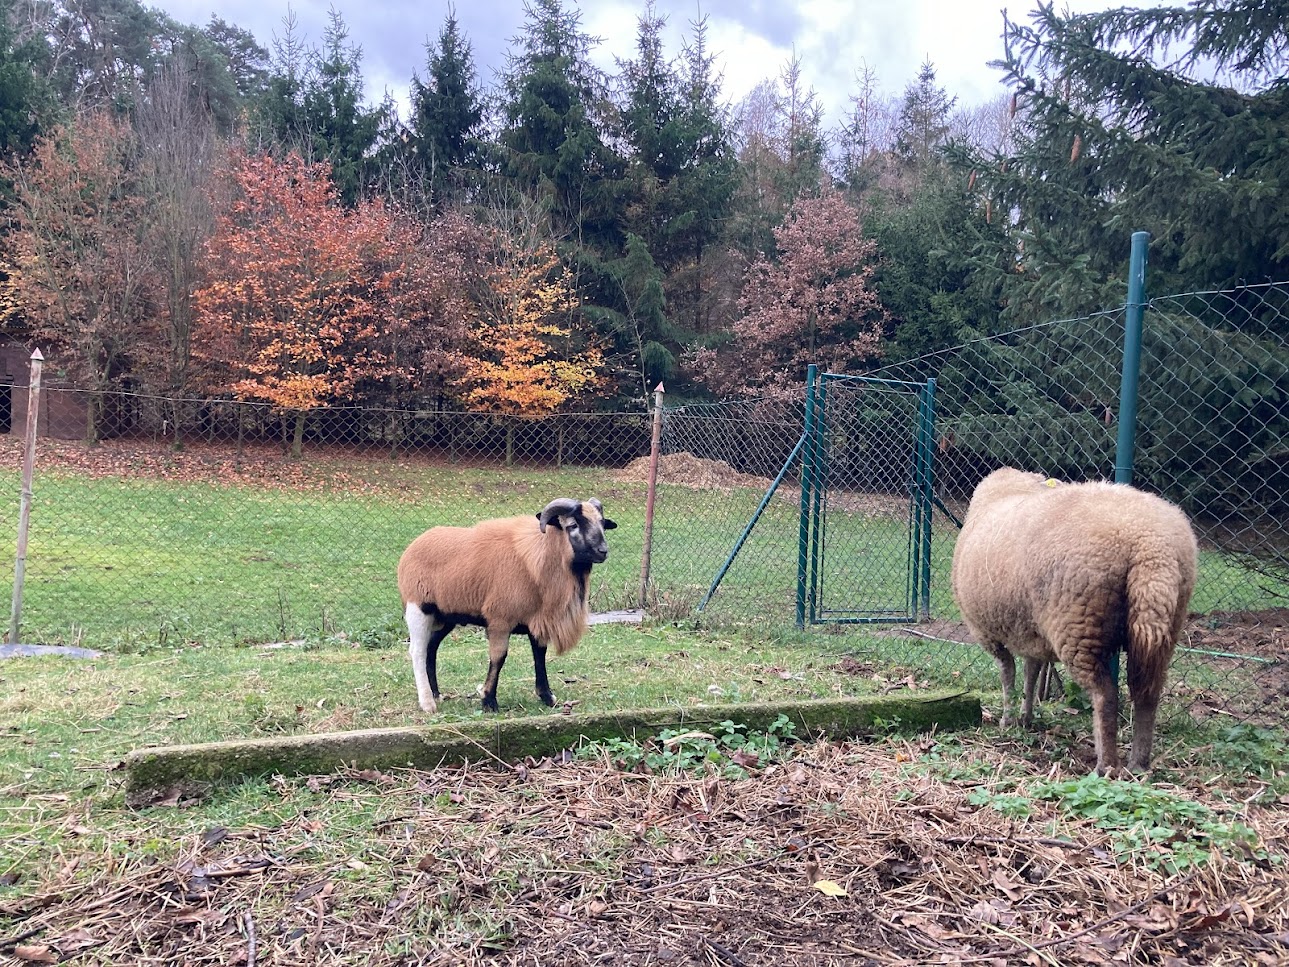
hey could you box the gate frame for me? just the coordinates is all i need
[690,365,937,625]
[795,366,937,627]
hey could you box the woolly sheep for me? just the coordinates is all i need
[397,497,617,713]
[951,468,1198,775]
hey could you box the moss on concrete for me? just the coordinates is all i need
[122,690,981,798]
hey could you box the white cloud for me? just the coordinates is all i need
[149,0,1142,126]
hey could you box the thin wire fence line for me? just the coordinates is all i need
[866,307,1130,379]
[1,280,1285,727]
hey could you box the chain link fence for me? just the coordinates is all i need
[1,281,1285,725]
[0,394,652,649]
[641,396,805,622]
[654,283,1288,724]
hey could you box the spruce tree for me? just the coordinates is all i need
[951,0,1289,318]
[895,60,957,171]
[408,9,484,208]
[498,0,621,252]
[0,0,52,166]
[249,9,312,154]
[608,6,736,390]
[663,14,736,334]
[496,0,625,397]
[609,2,681,393]
[301,9,385,206]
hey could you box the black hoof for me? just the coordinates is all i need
[481,697,499,713]
[538,691,555,707]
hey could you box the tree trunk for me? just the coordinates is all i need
[84,391,101,446]
[694,239,705,333]
[389,409,402,460]
[169,396,184,452]
[505,421,515,467]
[291,411,306,460]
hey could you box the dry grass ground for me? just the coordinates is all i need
[2,728,1286,966]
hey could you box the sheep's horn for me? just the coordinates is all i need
[537,498,581,533]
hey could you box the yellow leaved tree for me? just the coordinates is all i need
[456,200,606,464]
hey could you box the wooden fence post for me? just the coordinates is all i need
[10,349,44,645]
[637,382,665,610]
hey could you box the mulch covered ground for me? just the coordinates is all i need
[3,737,1286,966]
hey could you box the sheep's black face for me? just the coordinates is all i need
[537,497,616,566]
[564,509,615,566]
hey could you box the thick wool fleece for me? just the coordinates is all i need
[397,514,588,656]
[951,467,1198,773]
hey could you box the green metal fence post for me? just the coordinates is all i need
[918,378,937,619]
[908,388,925,619]
[806,375,829,624]
[1115,231,1150,484]
[795,365,819,628]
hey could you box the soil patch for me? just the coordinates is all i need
[616,451,775,491]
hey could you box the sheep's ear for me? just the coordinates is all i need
[535,512,568,534]
[587,498,614,529]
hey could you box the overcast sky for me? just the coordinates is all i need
[149,0,1134,123]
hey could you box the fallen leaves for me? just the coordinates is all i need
[990,866,1025,902]
[14,947,57,964]
[0,435,405,500]
[968,897,1016,926]
[811,879,847,898]
[2,739,1285,965]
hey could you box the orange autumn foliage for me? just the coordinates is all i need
[456,233,605,415]
[193,152,441,411]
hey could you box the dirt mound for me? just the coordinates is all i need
[616,451,774,491]
[616,452,918,519]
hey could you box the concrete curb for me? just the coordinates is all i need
[121,690,981,800]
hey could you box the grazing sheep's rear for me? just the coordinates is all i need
[397,497,617,713]
[951,468,1198,775]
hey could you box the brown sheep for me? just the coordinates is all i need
[397,497,616,713]
[951,468,1197,775]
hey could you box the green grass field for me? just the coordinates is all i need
[2,450,1286,965]
[4,464,650,648]
[2,449,1281,650]
[0,451,969,800]
[0,620,900,798]
[1,447,1284,799]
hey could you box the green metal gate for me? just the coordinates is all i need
[796,367,936,625]
[690,366,936,624]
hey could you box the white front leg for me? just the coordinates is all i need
[404,602,438,713]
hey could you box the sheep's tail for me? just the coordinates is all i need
[1124,541,1195,700]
